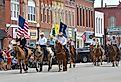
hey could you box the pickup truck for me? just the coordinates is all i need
[76,47,91,63]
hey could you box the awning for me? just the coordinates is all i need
[0,29,7,39]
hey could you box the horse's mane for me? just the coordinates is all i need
[15,46,25,54]
[56,42,64,52]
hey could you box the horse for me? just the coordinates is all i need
[106,45,120,67]
[34,45,54,72]
[90,45,103,66]
[68,44,76,68]
[13,44,32,73]
[55,41,67,72]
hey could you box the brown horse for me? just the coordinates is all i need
[90,45,103,66]
[34,45,53,72]
[13,45,32,73]
[68,44,76,68]
[107,45,120,67]
[55,41,67,72]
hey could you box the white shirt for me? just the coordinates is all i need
[91,41,96,45]
[38,37,47,45]
[111,39,118,45]
[58,36,67,45]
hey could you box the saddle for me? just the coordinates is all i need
[20,47,28,58]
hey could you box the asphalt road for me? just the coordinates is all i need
[0,62,121,82]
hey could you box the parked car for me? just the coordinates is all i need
[76,47,91,63]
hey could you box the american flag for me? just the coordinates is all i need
[17,15,30,38]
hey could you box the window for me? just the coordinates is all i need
[80,8,82,26]
[89,10,90,27]
[65,10,68,24]
[96,17,98,33]
[99,18,100,34]
[83,9,85,26]
[86,10,88,27]
[11,0,19,20]
[109,16,116,27]
[28,0,36,22]
[101,19,102,34]
[72,12,74,26]
[68,11,71,26]
[77,7,79,26]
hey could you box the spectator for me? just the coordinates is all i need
[0,49,4,70]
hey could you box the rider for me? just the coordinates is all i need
[96,39,100,48]
[91,38,96,48]
[37,32,48,58]
[111,36,118,46]
[58,32,69,60]
[111,36,119,52]
[48,35,55,52]
[16,34,28,57]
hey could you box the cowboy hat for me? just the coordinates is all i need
[40,32,44,35]
[58,32,63,35]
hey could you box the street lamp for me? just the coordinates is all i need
[74,28,77,49]
[74,28,77,62]
[36,23,40,41]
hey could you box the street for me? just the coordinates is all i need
[0,62,121,82]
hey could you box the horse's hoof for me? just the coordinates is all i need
[36,69,39,72]
[39,68,42,72]
[63,69,67,71]
[116,64,118,67]
[25,71,28,73]
[20,71,22,74]
[73,64,75,68]
[112,65,115,67]
[48,67,51,71]
[26,68,28,71]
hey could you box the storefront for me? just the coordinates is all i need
[29,29,38,44]
[76,32,84,48]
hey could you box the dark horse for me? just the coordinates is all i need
[68,44,76,68]
[13,45,32,73]
[90,45,103,66]
[106,45,120,67]
[55,41,67,72]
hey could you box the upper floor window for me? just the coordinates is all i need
[109,16,116,28]
[11,0,19,20]
[28,0,36,22]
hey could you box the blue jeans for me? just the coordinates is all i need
[63,45,69,60]
[40,45,48,57]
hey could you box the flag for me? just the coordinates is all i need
[60,22,67,38]
[50,27,55,36]
[50,24,55,36]
[54,23,59,35]
[17,15,29,38]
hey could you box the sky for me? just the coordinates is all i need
[94,0,120,7]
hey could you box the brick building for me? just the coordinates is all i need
[40,0,52,37]
[0,0,6,49]
[4,0,53,48]
[1,0,95,49]
[64,0,76,42]
[75,0,94,48]
[95,2,121,44]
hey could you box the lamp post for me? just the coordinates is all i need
[36,23,40,41]
[74,28,77,62]
[74,28,77,49]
